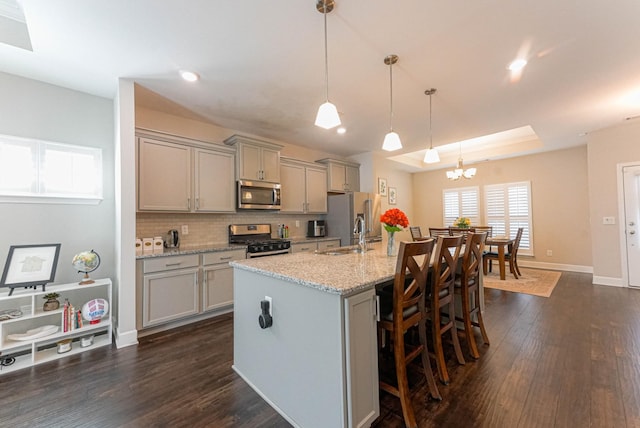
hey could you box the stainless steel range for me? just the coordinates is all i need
[229,224,291,258]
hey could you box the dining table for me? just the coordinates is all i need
[485,237,516,280]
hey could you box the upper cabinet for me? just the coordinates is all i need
[137,130,236,213]
[224,135,282,183]
[280,158,327,214]
[316,158,360,193]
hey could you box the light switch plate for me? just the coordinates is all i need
[181,224,189,235]
[603,217,616,225]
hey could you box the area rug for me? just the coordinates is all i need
[483,267,561,297]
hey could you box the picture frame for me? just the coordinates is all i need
[388,187,397,205]
[0,244,61,295]
[378,178,388,196]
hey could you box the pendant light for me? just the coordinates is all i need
[446,143,476,180]
[423,88,440,163]
[382,54,402,151]
[314,0,341,129]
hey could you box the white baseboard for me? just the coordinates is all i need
[115,327,139,348]
[517,260,593,273]
[592,276,625,287]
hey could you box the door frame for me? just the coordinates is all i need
[617,161,640,288]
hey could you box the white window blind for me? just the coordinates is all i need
[0,134,103,204]
[443,186,480,226]
[484,181,533,255]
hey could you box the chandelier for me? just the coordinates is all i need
[446,144,476,180]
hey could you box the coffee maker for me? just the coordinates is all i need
[164,229,180,248]
[307,220,326,238]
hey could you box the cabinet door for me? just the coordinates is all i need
[345,165,360,192]
[280,162,306,213]
[344,290,379,428]
[194,149,235,212]
[202,264,234,312]
[261,147,281,182]
[138,138,191,211]
[317,239,340,251]
[328,163,347,192]
[305,167,328,213]
[238,143,262,180]
[290,242,316,253]
[142,268,199,327]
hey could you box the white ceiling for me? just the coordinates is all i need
[3,0,640,171]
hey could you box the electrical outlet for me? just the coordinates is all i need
[295,220,300,227]
[603,216,616,225]
[181,224,189,235]
[546,250,553,256]
[265,296,273,316]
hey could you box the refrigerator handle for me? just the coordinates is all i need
[365,198,372,233]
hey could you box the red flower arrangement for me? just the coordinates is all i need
[380,208,409,233]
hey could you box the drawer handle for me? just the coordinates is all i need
[165,262,182,267]
[219,256,233,260]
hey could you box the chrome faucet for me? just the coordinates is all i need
[353,215,367,253]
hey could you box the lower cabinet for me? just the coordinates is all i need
[138,249,246,330]
[202,249,246,312]
[291,239,341,254]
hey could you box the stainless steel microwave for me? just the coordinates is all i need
[237,180,281,210]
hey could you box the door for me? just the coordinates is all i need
[194,148,235,212]
[623,165,640,287]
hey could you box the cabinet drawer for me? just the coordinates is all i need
[317,240,340,251]
[143,254,199,273]
[202,249,246,265]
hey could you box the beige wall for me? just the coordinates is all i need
[411,146,592,269]
[587,119,640,282]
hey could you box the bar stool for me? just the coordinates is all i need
[454,232,489,359]
[377,239,441,428]
[427,235,465,384]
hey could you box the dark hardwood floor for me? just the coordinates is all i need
[2,272,640,427]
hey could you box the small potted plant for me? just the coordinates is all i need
[43,292,60,311]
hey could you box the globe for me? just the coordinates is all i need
[72,250,100,284]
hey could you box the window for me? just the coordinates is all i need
[443,186,480,226]
[484,181,533,255]
[0,134,103,204]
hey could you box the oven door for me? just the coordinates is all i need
[238,180,281,210]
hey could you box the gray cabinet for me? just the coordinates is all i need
[291,239,340,254]
[224,134,282,183]
[202,249,246,312]
[281,158,327,213]
[141,254,200,327]
[137,131,236,213]
[316,158,360,193]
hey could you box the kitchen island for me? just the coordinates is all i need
[230,243,394,428]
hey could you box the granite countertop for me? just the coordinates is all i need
[136,243,245,259]
[230,242,397,296]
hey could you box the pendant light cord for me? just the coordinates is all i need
[429,92,433,149]
[323,2,330,102]
[389,61,393,131]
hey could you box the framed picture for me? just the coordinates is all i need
[378,178,388,196]
[0,244,61,295]
[388,187,397,205]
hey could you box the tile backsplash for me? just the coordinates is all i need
[137,212,325,248]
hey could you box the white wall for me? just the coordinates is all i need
[0,72,115,285]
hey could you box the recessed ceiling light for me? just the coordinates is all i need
[179,70,200,82]
[508,59,528,72]
[337,127,346,134]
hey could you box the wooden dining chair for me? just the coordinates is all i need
[428,227,451,238]
[427,235,465,385]
[449,227,475,243]
[454,232,489,359]
[483,227,524,278]
[377,239,441,428]
[409,226,424,241]
[473,226,493,237]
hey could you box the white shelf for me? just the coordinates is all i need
[0,278,112,375]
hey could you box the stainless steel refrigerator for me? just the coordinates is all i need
[326,192,382,246]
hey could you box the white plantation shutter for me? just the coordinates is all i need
[443,186,479,226]
[484,181,533,255]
